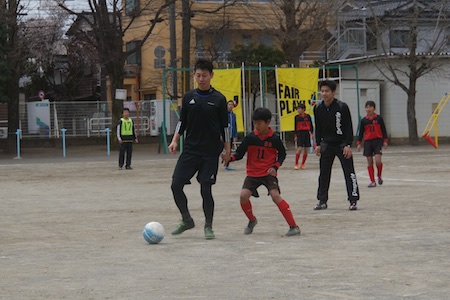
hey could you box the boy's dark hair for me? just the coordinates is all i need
[319,80,337,91]
[252,107,272,122]
[194,59,214,73]
[227,100,235,105]
[365,100,376,109]
[122,107,130,112]
[297,103,306,110]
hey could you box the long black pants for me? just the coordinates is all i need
[317,143,359,203]
[119,142,133,168]
[171,152,219,228]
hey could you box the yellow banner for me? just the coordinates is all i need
[211,69,244,132]
[276,68,319,132]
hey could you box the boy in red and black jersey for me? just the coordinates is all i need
[357,101,388,187]
[224,108,301,237]
[294,103,314,170]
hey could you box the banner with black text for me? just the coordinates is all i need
[211,69,244,132]
[276,68,319,132]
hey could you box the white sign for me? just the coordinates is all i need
[115,89,127,100]
[27,100,51,136]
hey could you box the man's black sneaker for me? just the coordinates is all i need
[126,166,133,170]
[378,177,383,185]
[171,220,195,235]
[244,219,258,235]
[314,201,327,210]
[349,202,357,211]
[285,226,301,237]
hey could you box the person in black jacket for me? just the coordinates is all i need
[314,81,360,211]
[168,59,231,240]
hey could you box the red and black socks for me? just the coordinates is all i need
[277,200,297,227]
[368,165,375,182]
[241,200,256,221]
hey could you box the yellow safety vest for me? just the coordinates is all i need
[121,118,134,136]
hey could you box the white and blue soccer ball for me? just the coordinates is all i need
[142,222,165,244]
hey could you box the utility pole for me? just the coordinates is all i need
[169,1,177,100]
[181,0,191,91]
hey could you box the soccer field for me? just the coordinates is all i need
[0,145,449,299]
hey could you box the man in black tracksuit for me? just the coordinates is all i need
[168,59,231,239]
[314,80,360,211]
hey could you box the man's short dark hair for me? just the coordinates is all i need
[297,103,306,110]
[227,100,235,105]
[122,107,130,112]
[194,59,214,73]
[319,80,337,91]
[365,101,376,109]
[252,107,272,122]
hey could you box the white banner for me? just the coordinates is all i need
[27,100,51,136]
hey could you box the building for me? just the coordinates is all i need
[121,0,331,101]
[324,0,450,139]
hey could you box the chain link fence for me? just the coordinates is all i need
[8,100,178,138]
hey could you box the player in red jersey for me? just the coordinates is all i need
[357,101,388,187]
[294,103,314,170]
[223,108,301,236]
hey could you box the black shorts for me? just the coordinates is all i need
[242,176,280,198]
[363,139,383,157]
[296,131,311,147]
[172,152,219,184]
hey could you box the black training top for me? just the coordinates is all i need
[314,98,354,147]
[177,87,228,156]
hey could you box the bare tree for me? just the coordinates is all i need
[271,0,334,66]
[365,0,450,144]
[55,0,174,131]
[0,0,24,153]
[180,0,237,90]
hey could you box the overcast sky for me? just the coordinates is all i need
[23,0,110,19]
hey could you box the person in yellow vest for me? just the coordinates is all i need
[117,107,138,170]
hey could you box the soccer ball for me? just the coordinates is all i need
[142,222,165,244]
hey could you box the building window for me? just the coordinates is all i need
[125,0,140,16]
[126,41,141,66]
[243,34,252,46]
[144,93,157,100]
[390,30,411,48]
[154,59,166,69]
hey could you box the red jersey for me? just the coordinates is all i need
[357,113,388,144]
[231,127,286,177]
[294,113,314,133]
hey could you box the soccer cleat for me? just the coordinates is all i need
[314,201,328,210]
[119,167,123,170]
[224,166,235,171]
[126,166,133,170]
[204,227,216,239]
[349,202,358,211]
[244,219,258,235]
[378,177,383,185]
[300,164,306,170]
[171,220,195,235]
[285,226,301,237]
[294,164,299,170]
[368,182,377,188]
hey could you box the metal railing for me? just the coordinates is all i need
[325,28,367,61]
[12,100,156,138]
[87,116,150,137]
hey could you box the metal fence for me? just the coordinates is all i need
[16,100,171,138]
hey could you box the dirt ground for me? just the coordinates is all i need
[0,144,449,299]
